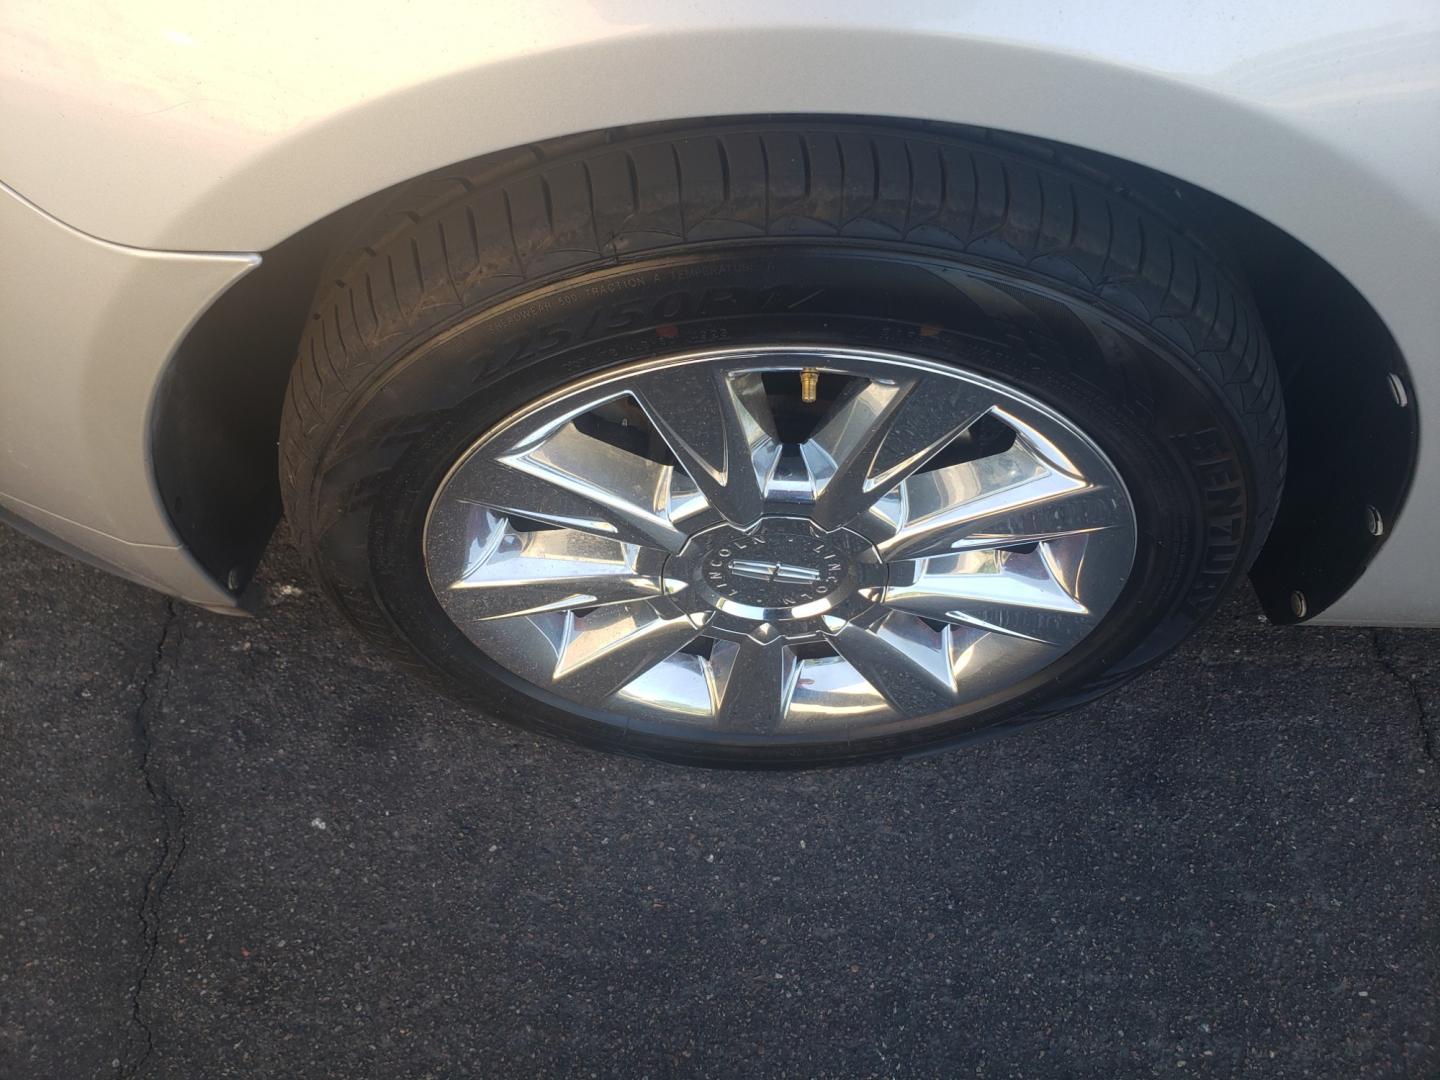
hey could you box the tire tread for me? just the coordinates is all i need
[280,120,1286,673]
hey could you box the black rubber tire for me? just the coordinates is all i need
[279,119,1286,768]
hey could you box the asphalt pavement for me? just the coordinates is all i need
[1,522,1437,1079]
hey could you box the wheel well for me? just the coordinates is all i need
[153,116,1418,619]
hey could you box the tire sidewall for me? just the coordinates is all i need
[300,246,1258,765]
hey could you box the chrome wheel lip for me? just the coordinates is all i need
[423,344,1139,742]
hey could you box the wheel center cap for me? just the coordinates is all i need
[664,517,884,642]
[706,523,847,611]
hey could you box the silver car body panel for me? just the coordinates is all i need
[0,1,1436,622]
[0,182,253,607]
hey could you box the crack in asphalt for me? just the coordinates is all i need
[1370,628,1438,790]
[117,599,185,1080]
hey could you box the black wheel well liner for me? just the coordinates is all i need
[151,114,1418,621]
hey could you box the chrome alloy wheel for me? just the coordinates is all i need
[423,347,1137,741]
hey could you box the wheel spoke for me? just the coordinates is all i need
[879,480,1120,563]
[709,639,800,733]
[551,602,708,699]
[873,419,1124,562]
[802,374,992,529]
[449,419,691,552]
[633,365,781,527]
[826,611,959,715]
[882,548,1097,647]
[1036,528,1134,601]
[613,652,718,720]
[439,526,670,621]
[781,655,892,727]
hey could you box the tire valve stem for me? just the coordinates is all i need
[800,368,820,404]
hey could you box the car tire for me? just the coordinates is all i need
[278,119,1285,767]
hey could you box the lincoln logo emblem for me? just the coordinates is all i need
[727,559,823,585]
